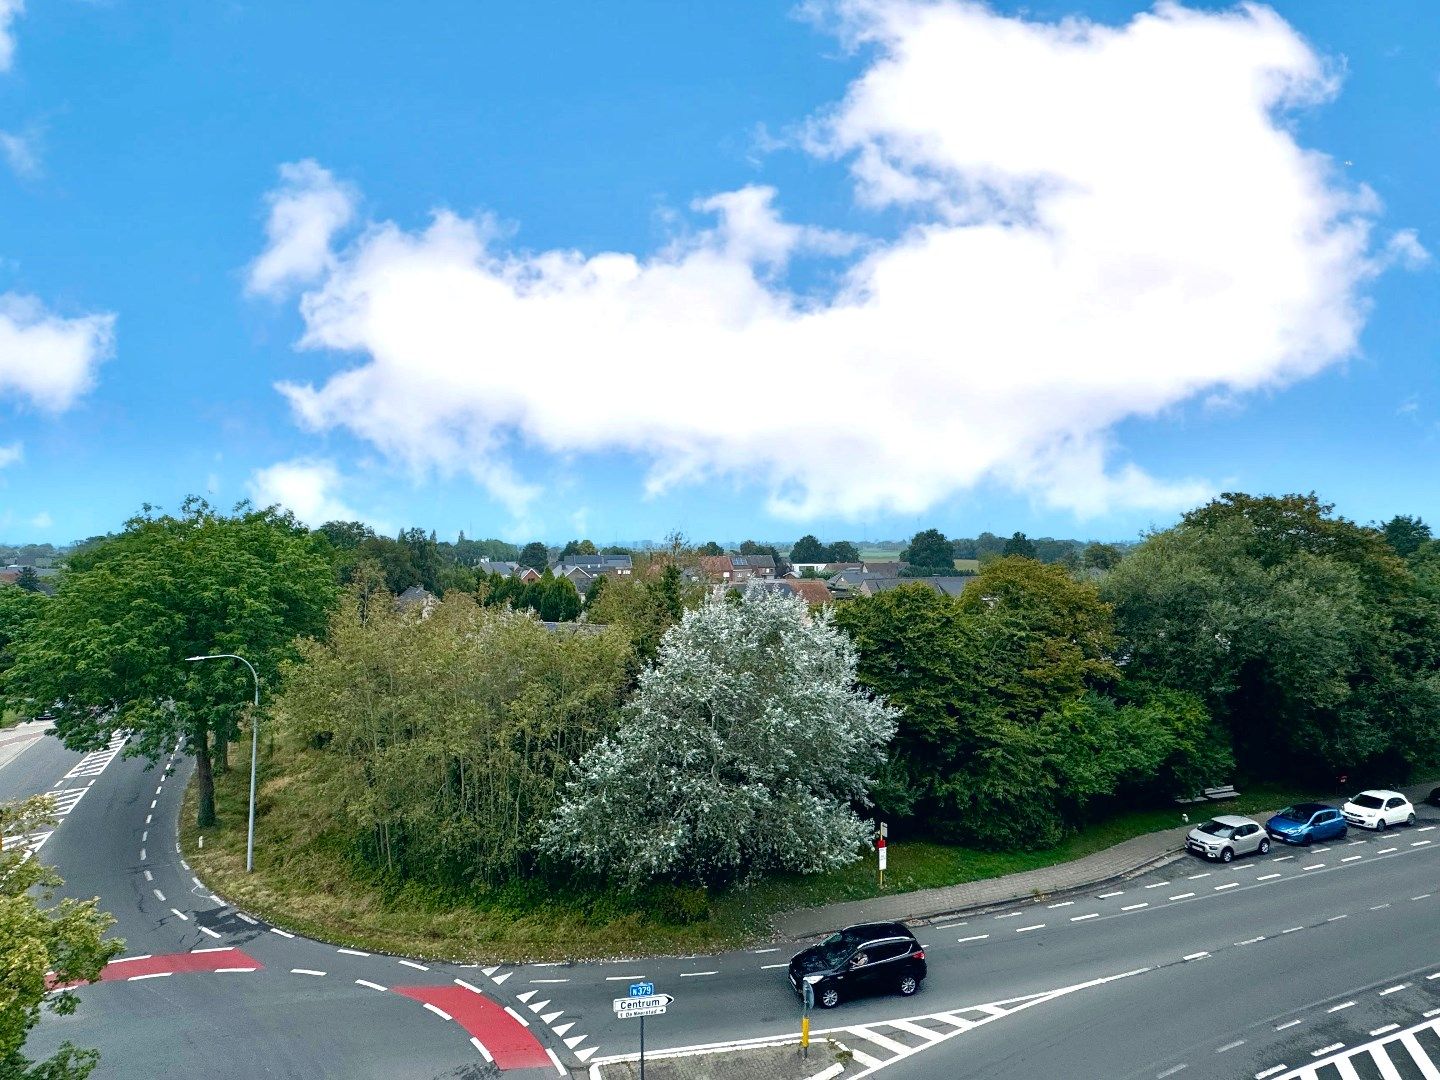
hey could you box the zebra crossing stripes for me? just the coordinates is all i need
[3,732,127,859]
[0,830,54,859]
[63,733,127,780]
[49,788,89,815]
[1264,1015,1440,1079]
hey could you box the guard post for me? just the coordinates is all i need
[877,820,888,889]
[800,979,814,1059]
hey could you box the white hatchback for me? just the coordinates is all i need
[1341,789,1415,831]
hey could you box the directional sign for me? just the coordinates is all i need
[629,981,654,998]
[614,994,673,1018]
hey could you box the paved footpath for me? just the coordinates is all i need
[775,781,1438,939]
[0,718,50,771]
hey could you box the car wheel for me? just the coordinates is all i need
[819,985,840,1009]
[1258,838,1270,855]
[1376,818,1387,832]
[1301,832,1313,846]
[1338,826,1347,839]
[1407,812,1416,827]
[898,975,919,997]
[1220,847,1233,863]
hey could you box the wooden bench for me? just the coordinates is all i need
[1175,785,1241,805]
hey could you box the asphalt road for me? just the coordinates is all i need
[6,727,1439,1079]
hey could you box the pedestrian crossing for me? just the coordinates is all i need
[1262,1015,1440,1079]
[2,731,126,859]
[1,830,53,858]
[63,732,128,779]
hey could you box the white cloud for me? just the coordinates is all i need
[0,294,114,411]
[246,160,357,298]
[0,441,20,468]
[0,0,23,73]
[28,510,49,528]
[247,458,373,528]
[259,1,1401,521]
[0,129,37,177]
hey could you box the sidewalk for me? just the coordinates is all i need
[0,718,50,771]
[774,781,1440,939]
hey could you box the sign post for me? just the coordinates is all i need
[800,980,814,1059]
[877,821,888,889]
[614,983,672,1080]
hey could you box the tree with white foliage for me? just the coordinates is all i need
[540,586,897,889]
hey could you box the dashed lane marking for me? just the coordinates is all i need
[530,978,570,983]
[1122,903,1149,911]
[1377,847,1398,854]
[1258,873,1281,881]
[604,975,647,981]
[1342,855,1363,862]
[454,979,483,994]
[198,926,221,940]
[423,1002,453,1022]
[1310,1042,1345,1057]
[503,1006,531,1027]
[1378,984,1409,995]
[398,960,429,971]
[1145,882,1170,889]
[269,928,295,939]
[291,969,326,977]
[1015,924,1044,933]
[1169,893,1196,901]
[1215,883,1239,891]
[1273,855,1294,862]
[680,971,718,977]
[337,948,369,957]
[152,889,165,901]
[761,963,788,969]
[1188,873,1211,880]
[1183,952,1209,961]
[1370,1025,1401,1037]
[1156,1065,1186,1078]
[1275,1020,1303,1031]
[1216,1040,1245,1053]
[957,935,989,944]
[1327,1002,1355,1013]
[170,909,188,921]
[1072,913,1100,922]
[994,911,1024,919]
[356,979,386,992]
[1328,915,1348,922]
[1300,863,1324,871]
[1255,1066,1286,1079]
[1236,936,1265,946]
[1099,890,1124,898]
[1282,926,1304,934]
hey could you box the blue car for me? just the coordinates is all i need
[1265,803,1347,845]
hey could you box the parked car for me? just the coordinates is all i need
[1265,803,1347,845]
[788,921,927,1009]
[1342,790,1415,830]
[1426,787,1440,809]
[1185,815,1269,862]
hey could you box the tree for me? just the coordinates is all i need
[560,539,598,558]
[0,585,44,691]
[519,541,550,570]
[698,541,725,556]
[789,534,827,563]
[541,588,897,888]
[1103,494,1440,781]
[4,499,338,828]
[1,796,123,1079]
[1001,532,1037,559]
[1382,515,1431,559]
[901,529,953,571]
[829,540,860,563]
[14,568,41,593]
[582,563,702,661]
[1082,542,1123,571]
[277,594,632,885]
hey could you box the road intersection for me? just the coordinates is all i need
[5,729,1438,1079]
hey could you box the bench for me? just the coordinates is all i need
[1175,785,1241,805]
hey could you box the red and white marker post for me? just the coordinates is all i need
[877,821,888,889]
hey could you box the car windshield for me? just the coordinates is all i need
[817,932,858,967]
[1276,804,1323,822]
[1197,820,1236,837]
[1351,794,1384,810]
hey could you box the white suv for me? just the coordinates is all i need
[1341,789,1415,831]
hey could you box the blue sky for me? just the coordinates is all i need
[0,1,1436,548]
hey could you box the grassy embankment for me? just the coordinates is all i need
[182,748,1367,964]
[1,709,24,730]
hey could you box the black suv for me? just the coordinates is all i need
[787,921,927,1009]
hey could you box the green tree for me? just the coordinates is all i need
[519,541,550,570]
[901,528,953,570]
[14,568,41,593]
[0,586,44,692]
[829,540,860,563]
[277,593,632,885]
[1081,542,1123,571]
[789,534,827,563]
[560,539,598,558]
[697,541,725,556]
[1382,514,1431,559]
[541,587,897,888]
[1001,532,1037,559]
[1,796,124,1080]
[582,563,701,661]
[5,500,338,827]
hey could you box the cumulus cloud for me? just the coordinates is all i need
[28,509,49,528]
[0,129,37,177]
[246,160,358,298]
[0,294,114,411]
[258,1,1403,521]
[0,441,20,468]
[247,458,375,529]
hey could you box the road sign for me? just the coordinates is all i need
[629,981,655,998]
[614,994,673,1018]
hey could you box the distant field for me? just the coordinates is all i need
[954,558,980,572]
[858,548,903,561]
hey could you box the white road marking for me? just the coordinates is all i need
[1169,893,1195,900]
[337,948,369,956]
[1412,840,1431,847]
[545,1047,567,1076]
[236,913,258,924]
[107,954,154,964]
[423,1002,453,1022]
[1342,855,1363,862]
[152,889,165,901]
[1188,873,1211,880]
[190,947,232,954]
[139,848,146,860]
[849,1028,910,1056]
[291,968,326,976]
[1183,952,1209,961]
[1370,1024,1400,1036]
[1122,903,1148,911]
[217,967,257,973]
[1371,903,1391,910]
[269,928,295,939]
[1071,913,1100,922]
[1256,1064,1287,1078]
[199,926,222,939]
[1327,1001,1355,1013]
[398,960,428,971]
[1216,1040,1245,1053]
[1272,855,1294,862]
[530,978,570,983]
[1098,890,1124,898]
[1327,915,1349,922]
[1310,1042,1344,1057]
[454,979,483,994]
[1428,972,1440,980]
[753,948,781,953]
[680,971,718,977]
[143,870,152,881]
[470,1037,493,1063]
[994,911,1024,919]
[1282,926,1303,934]
[170,909,188,921]
[553,1022,574,1036]
[503,1006,530,1027]
[1156,1065,1186,1078]
[1418,825,1435,832]
[957,935,989,944]
[934,923,966,930]
[1377,847,1398,854]
[761,963,788,969]
[1300,863,1324,871]
[141,831,147,842]
[128,972,171,981]
[1378,983,1408,995]
[1015,923,1044,933]
[526,998,550,1012]
[605,975,647,980]
[1275,1019,1303,1031]
[1145,881,1170,889]
[1236,936,1265,946]
[356,979,386,992]
[1214,883,1239,891]
[1258,873,1281,881]
[1047,901,1074,908]
[1412,894,1432,901]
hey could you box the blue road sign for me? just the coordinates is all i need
[629,982,655,998]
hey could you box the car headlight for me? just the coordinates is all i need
[804,975,823,985]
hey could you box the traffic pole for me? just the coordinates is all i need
[639,1013,645,1080]
[877,821,888,889]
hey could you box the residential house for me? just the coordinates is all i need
[861,560,904,576]
[699,555,737,583]
[395,585,439,616]
[551,554,633,576]
[855,576,973,599]
[731,554,776,579]
[749,578,832,607]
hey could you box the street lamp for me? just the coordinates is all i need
[184,653,261,873]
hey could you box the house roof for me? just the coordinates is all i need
[778,579,832,606]
[858,575,973,598]
[699,555,735,577]
[862,561,904,575]
[395,585,437,609]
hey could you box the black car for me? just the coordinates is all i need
[788,921,927,1009]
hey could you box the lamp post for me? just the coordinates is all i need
[184,653,261,872]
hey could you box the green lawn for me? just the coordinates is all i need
[1,709,24,730]
[181,752,1380,964]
